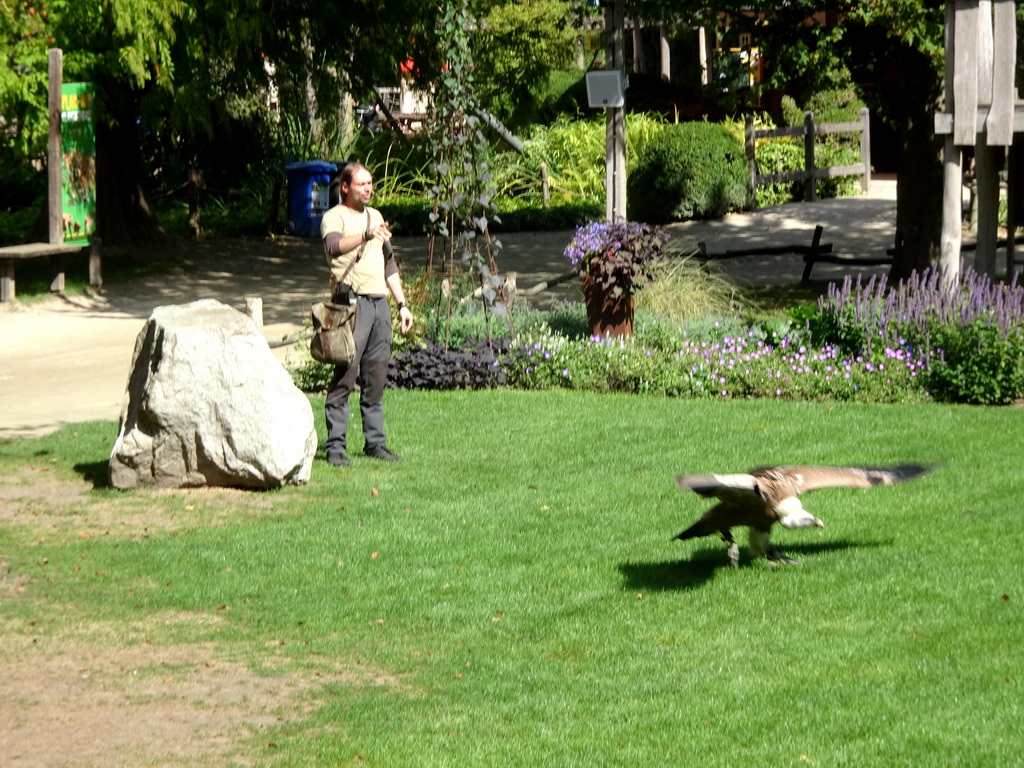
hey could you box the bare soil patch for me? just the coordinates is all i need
[0,469,407,768]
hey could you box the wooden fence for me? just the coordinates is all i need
[745,107,872,207]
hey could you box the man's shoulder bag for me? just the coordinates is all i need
[309,300,357,365]
[309,211,370,366]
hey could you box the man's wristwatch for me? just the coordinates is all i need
[397,302,407,311]
[363,228,373,242]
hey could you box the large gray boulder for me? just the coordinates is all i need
[109,299,317,489]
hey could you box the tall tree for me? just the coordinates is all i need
[0,0,438,245]
[624,0,949,279]
[469,0,578,128]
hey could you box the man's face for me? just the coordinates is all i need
[345,169,374,205]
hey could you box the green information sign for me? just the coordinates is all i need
[60,82,96,246]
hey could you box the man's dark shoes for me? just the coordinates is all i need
[364,445,402,462]
[327,453,350,467]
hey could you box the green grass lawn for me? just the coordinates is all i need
[1,391,1022,766]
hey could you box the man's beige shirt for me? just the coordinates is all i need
[320,204,387,296]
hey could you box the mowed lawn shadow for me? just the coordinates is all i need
[619,539,880,591]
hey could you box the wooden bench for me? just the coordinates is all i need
[0,242,88,302]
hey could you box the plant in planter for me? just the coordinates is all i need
[563,218,671,337]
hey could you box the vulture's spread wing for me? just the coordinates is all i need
[754,464,934,495]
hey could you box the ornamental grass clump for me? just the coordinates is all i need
[814,267,1024,404]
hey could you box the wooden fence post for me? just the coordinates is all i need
[89,238,103,290]
[745,115,757,209]
[859,107,871,194]
[47,49,63,249]
[803,111,816,202]
[47,49,65,294]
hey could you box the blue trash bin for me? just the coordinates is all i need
[284,160,337,238]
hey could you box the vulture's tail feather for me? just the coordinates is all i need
[673,519,716,541]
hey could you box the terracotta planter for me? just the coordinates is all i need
[582,273,634,338]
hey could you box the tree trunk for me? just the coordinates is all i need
[888,50,945,282]
[187,168,203,240]
[890,112,944,280]
[94,117,166,247]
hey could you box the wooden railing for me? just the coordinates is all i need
[744,108,871,207]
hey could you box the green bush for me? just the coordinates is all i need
[925,323,1024,405]
[492,199,603,231]
[813,144,863,199]
[752,139,802,208]
[376,196,433,237]
[781,89,865,131]
[0,206,40,246]
[373,194,601,236]
[779,89,866,200]
[810,269,1024,405]
[627,122,749,222]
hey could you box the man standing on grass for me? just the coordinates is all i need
[319,161,414,467]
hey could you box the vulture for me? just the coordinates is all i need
[673,464,934,567]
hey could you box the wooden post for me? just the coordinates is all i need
[972,0,997,276]
[1008,145,1017,277]
[800,225,825,283]
[659,26,670,81]
[803,111,816,202]
[858,107,871,194]
[941,135,964,281]
[697,27,710,85]
[245,297,263,328]
[974,146,999,276]
[47,50,62,248]
[986,0,1016,145]
[745,116,757,209]
[89,238,103,290]
[952,1,979,146]
[938,1,962,284]
[632,22,645,74]
[991,0,1017,277]
[604,0,627,221]
[540,163,550,208]
[47,49,64,293]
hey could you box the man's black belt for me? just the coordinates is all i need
[331,289,386,306]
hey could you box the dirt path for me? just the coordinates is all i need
[0,232,588,439]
